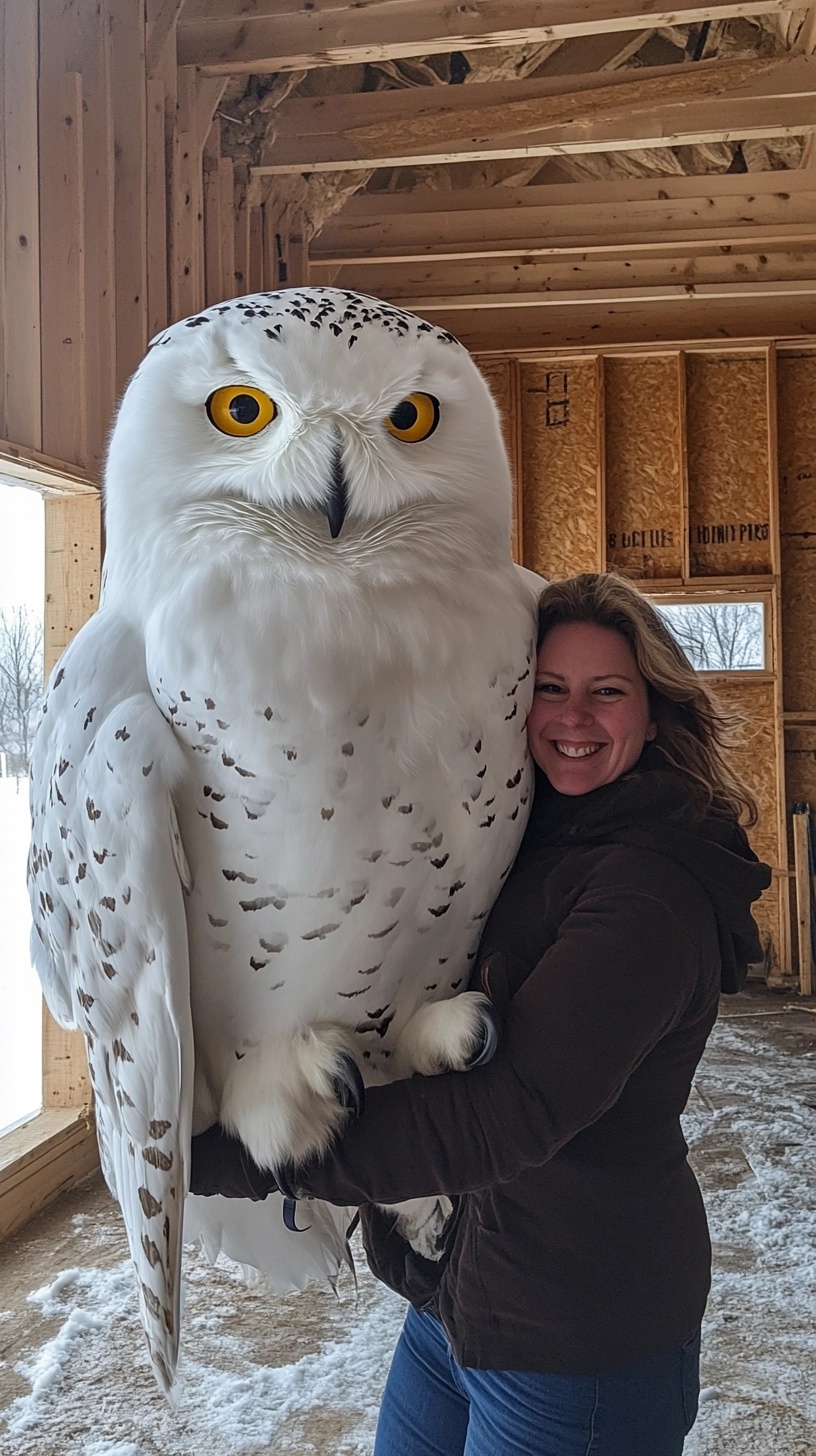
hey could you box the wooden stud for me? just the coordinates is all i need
[778,353,816,713]
[108,0,149,396]
[42,490,101,1112]
[203,120,224,306]
[792,805,814,995]
[38,67,86,468]
[678,352,691,583]
[75,0,116,477]
[1,0,41,452]
[169,66,203,321]
[233,175,251,294]
[248,206,264,294]
[219,153,236,298]
[287,226,310,289]
[43,493,101,676]
[145,37,173,341]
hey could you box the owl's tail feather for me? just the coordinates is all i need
[184,1189,358,1296]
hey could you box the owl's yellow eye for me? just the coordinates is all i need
[206,386,277,437]
[385,393,439,443]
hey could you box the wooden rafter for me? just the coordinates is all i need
[398,280,816,311]
[178,1,803,75]
[421,299,816,351]
[270,56,802,144]
[327,248,816,304]
[311,172,816,263]
[255,56,816,173]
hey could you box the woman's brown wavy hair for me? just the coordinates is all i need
[535,572,758,827]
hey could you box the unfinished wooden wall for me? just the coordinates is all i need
[477,343,816,977]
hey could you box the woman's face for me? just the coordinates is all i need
[527,621,657,795]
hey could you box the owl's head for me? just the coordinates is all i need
[104,288,513,597]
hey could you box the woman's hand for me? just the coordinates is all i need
[189,1123,300,1201]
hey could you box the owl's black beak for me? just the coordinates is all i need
[324,447,348,539]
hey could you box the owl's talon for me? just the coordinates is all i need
[332,1051,365,1117]
[464,1001,500,1069]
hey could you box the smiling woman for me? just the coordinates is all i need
[529,621,657,796]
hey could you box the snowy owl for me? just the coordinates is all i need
[28,287,538,1392]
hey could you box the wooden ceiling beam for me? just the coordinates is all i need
[254,58,816,172]
[393,280,816,311]
[178,2,803,76]
[269,55,793,142]
[335,250,816,302]
[311,226,816,267]
[256,99,815,172]
[325,169,816,218]
[445,299,816,351]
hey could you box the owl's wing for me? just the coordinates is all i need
[514,563,548,600]
[28,609,194,1393]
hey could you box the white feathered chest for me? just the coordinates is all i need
[144,576,532,1101]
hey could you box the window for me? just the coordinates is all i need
[0,478,45,1136]
[654,597,768,674]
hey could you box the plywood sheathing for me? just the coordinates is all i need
[476,356,522,562]
[778,354,816,713]
[686,354,773,578]
[714,676,783,973]
[604,355,684,580]
[520,358,603,582]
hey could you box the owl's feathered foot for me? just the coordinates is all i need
[391,992,501,1079]
[220,1022,364,1171]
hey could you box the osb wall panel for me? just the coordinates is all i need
[686,354,772,578]
[778,353,816,713]
[714,677,781,968]
[477,356,521,561]
[521,359,602,581]
[604,356,683,581]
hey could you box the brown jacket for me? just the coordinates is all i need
[293,756,770,1373]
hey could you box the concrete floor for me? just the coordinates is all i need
[1,987,815,1454]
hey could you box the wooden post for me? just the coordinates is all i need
[792,803,814,997]
[42,490,102,1110]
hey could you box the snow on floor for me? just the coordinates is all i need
[0,1214,405,1456]
[1,995,815,1455]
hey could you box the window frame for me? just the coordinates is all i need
[0,445,101,1239]
[647,586,775,682]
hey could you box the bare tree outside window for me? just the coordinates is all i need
[0,477,45,1135]
[0,606,44,782]
[655,601,765,673]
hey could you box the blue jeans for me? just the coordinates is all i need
[373,1307,700,1456]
